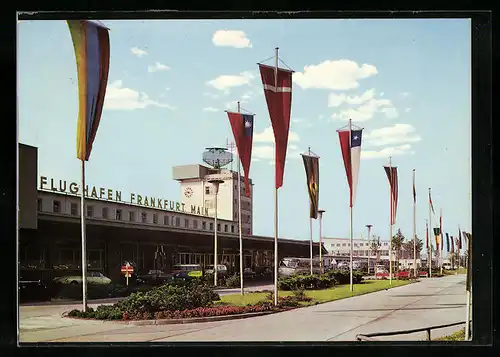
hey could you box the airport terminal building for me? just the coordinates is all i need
[18,144,325,283]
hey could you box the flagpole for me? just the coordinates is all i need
[413,169,417,279]
[349,119,353,293]
[273,47,279,306]
[388,156,393,286]
[308,147,313,275]
[428,188,432,278]
[80,159,88,312]
[237,101,244,296]
[318,210,325,274]
[440,208,443,275]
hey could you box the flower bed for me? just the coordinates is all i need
[67,304,276,321]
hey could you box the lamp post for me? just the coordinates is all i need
[365,224,373,275]
[318,210,325,273]
[209,179,224,286]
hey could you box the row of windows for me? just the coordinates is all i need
[234,199,252,210]
[40,199,251,234]
[330,242,389,248]
[203,183,251,196]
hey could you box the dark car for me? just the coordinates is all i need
[136,270,173,285]
[19,276,51,302]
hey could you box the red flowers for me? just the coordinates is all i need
[122,305,273,321]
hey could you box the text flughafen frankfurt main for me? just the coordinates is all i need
[39,176,210,217]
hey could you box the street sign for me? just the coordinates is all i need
[121,263,134,286]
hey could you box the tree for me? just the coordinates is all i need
[391,229,405,272]
[403,235,424,259]
[370,236,381,264]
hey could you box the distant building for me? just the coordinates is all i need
[322,237,392,260]
[172,165,253,235]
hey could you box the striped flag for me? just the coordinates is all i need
[413,169,416,203]
[446,233,450,253]
[439,212,443,251]
[301,152,320,219]
[429,189,435,215]
[433,227,441,251]
[67,20,110,161]
[384,166,398,225]
[458,227,463,249]
[451,235,455,253]
[426,221,429,249]
[337,127,363,207]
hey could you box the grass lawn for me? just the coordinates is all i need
[219,279,412,307]
[434,328,465,341]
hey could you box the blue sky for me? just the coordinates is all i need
[18,19,471,254]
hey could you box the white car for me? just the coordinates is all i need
[53,271,112,285]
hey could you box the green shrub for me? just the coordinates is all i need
[115,281,220,314]
[225,275,240,288]
[291,288,312,302]
[326,269,363,284]
[278,274,336,291]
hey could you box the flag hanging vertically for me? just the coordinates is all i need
[462,230,467,247]
[301,152,320,219]
[258,63,293,189]
[383,165,399,225]
[227,112,254,197]
[426,221,429,249]
[338,127,363,207]
[67,20,111,161]
[450,234,454,253]
[413,171,416,204]
[439,212,443,251]
[429,190,435,215]
[433,227,441,251]
[446,233,450,252]
[466,232,472,291]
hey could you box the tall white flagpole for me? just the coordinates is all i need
[388,157,393,286]
[237,102,244,295]
[440,208,443,275]
[308,147,313,276]
[413,169,417,278]
[349,119,354,292]
[80,159,88,312]
[428,188,432,278]
[318,210,325,274]
[273,47,279,306]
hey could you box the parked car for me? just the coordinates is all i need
[172,264,203,277]
[136,270,173,285]
[235,268,256,280]
[52,271,112,285]
[19,276,51,302]
[205,265,228,281]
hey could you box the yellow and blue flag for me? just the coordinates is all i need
[67,20,110,161]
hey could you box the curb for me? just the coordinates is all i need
[63,310,278,325]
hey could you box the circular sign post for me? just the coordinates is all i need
[121,262,134,286]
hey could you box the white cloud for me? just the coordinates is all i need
[331,97,398,122]
[165,87,171,91]
[293,59,378,90]
[405,108,411,113]
[203,92,220,99]
[207,72,254,93]
[328,88,376,107]
[361,144,413,160]
[252,144,302,164]
[131,47,148,57]
[380,92,385,97]
[212,30,252,48]
[400,92,410,97]
[202,107,218,112]
[148,62,170,73]
[241,91,253,100]
[363,124,421,147]
[104,80,175,110]
[292,118,312,128]
[253,126,300,143]
[224,99,248,110]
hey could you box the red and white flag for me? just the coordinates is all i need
[384,165,399,225]
[337,127,363,207]
[258,63,293,189]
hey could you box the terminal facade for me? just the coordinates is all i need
[18,144,325,283]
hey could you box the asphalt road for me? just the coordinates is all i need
[19,275,467,342]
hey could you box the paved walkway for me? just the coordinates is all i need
[19,275,467,342]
